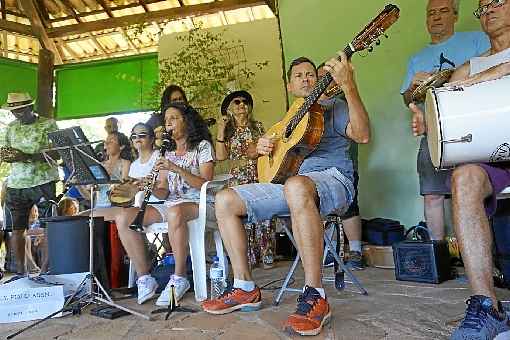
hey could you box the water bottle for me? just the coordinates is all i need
[210,256,225,299]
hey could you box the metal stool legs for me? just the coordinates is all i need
[273,217,367,306]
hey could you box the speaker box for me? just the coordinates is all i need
[393,240,451,284]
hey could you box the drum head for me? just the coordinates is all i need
[425,88,442,168]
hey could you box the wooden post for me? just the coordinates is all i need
[37,48,54,118]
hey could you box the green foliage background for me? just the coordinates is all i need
[151,27,268,120]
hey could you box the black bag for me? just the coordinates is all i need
[492,214,510,288]
[393,225,451,284]
[362,218,405,246]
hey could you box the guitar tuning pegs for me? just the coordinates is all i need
[368,46,374,52]
[376,39,381,46]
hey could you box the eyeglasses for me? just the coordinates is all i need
[474,0,506,18]
[233,99,249,106]
[130,133,149,140]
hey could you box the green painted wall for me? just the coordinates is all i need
[0,58,38,108]
[55,53,158,120]
[278,0,484,227]
[158,18,287,129]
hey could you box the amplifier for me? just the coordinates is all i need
[392,240,451,284]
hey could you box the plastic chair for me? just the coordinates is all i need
[128,174,231,302]
[273,214,368,306]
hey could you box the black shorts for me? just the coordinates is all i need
[3,181,56,231]
[341,172,359,219]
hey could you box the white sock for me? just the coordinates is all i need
[172,274,187,283]
[137,274,150,282]
[233,278,255,292]
[349,240,362,253]
[304,286,326,299]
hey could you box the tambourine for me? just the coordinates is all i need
[411,69,454,103]
[108,182,137,208]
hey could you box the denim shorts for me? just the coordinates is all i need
[232,167,354,224]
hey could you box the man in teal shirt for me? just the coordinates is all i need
[1,93,59,274]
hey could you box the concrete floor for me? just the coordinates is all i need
[1,263,509,340]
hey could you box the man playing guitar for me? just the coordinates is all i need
[201,53,370,336]
[401,0,489,241]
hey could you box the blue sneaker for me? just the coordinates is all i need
[450,295,510,340]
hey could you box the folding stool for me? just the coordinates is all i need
[273,214,368,306]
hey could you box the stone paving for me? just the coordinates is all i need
[1,264,509,340]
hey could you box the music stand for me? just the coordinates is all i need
[46,127,151,320]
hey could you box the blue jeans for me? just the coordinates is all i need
[232,167,354,224]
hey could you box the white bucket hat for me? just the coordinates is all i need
[1,92,35,110]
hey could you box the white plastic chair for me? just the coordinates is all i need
[128,174,231,301]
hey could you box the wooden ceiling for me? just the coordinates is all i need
[0,0,276,64]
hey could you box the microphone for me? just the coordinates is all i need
[204,118,216,126]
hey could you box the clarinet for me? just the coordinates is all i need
[129,132,172,232]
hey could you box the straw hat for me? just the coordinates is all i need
[1,92,35,110]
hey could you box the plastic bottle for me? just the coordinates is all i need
[210,256,224,299]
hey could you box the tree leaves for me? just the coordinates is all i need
[149,27,269,120]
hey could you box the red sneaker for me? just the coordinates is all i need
[202,287,262,315]
[284,286,331,336]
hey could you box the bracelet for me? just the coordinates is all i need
[216,139,225,143]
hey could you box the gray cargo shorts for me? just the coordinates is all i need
[418,137,451,196]
[232,167,354,224]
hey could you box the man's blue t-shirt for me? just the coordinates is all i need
[298,96,353,183]
[400,31,490,94]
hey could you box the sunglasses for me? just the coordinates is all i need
[233,99,249,106]
[130,133,149,140]
[474,0,506,18]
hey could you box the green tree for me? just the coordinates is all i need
[150,27,268,120]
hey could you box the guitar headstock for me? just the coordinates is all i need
[350,4,400,53]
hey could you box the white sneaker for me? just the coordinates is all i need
[156,275,190,306]
[136,275,158,305]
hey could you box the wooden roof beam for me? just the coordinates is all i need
[0,19,34,36]
[34,0,51,26]
[49,0,166,23]
[17,0,62,63]
[46,0,266,38]
[58,0,82,23]
[95,0,114,18]
[1,0,7,20]
[264,0,277,15]
[138,0,148,12]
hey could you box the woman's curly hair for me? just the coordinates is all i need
[162,102,212,151]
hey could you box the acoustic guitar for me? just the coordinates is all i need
[257,4,400,184]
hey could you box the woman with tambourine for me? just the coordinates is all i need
[77,131,131,219]
[113,103,214,307]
